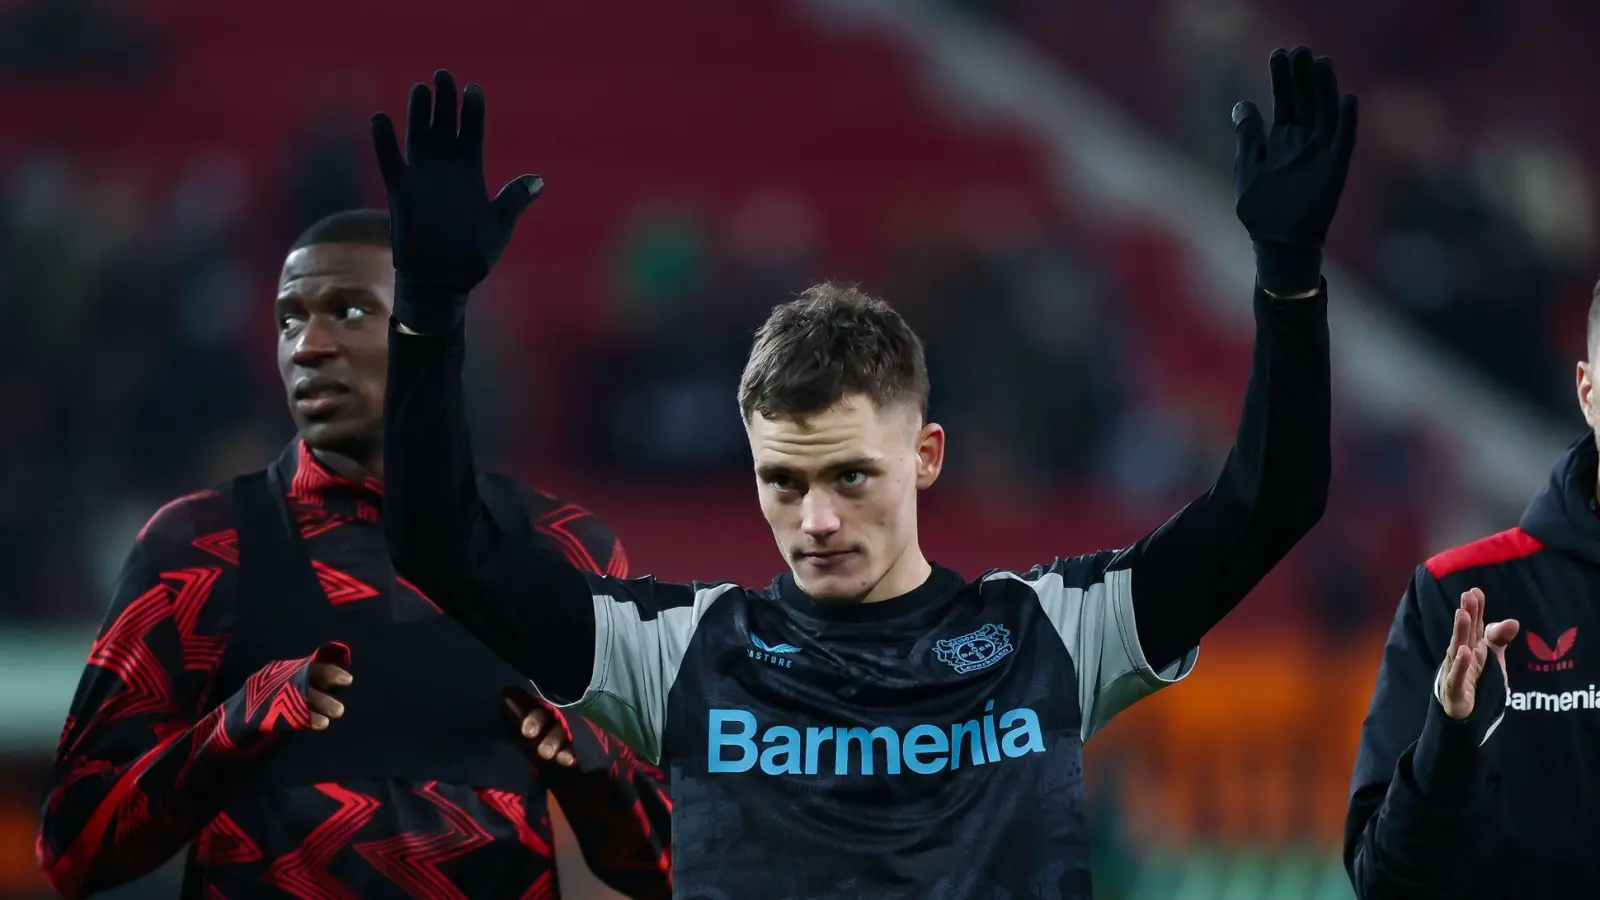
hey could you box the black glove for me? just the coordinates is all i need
[370,69,543,334]
[1231,46,1359,295]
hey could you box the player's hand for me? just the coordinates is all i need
[305,659,352,731]
[370,69,543,334]
[1231,46,1358,294]
[1436,587,1519,720]
[237,643,352,734]
[504,687,577,768]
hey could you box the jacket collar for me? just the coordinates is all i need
[272,440,384,508]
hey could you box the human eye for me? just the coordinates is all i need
[839,470,868,489]
[761,468,806,496]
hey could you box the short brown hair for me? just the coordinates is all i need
[738,282,930,423]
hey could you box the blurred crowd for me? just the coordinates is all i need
[984,0,1599,418]
[0,142,1438,638]
[6,1,1582,895]
[0,0,1456,635]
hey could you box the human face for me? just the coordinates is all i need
[276,244,394,469]
[748,394,945,603]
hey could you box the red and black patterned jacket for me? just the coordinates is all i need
[37,441,672,899]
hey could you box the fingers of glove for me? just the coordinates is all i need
[306,688,345,730]
[1312,56,1339,141]
[459,83,487,149]
[406,82,433,158]
[370,113,407,185]
[1288,46,1317,127]
[489,174,544,237]
[1333,93,1360,164]
[431,70,460,143]
[1268,48,1293,127]
[1232,101,1266,164]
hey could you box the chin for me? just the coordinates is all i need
[300,421,349,447]
[794,570,872,603]
[300,421,379,459]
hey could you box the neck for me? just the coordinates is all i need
[310,447,383,483]
[863,544,933,603]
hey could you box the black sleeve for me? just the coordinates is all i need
[1343,567,1504,899]
[383,321,597,702]
[1112,285,1332,669]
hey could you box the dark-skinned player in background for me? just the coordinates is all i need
[379,50,1354,899]
[36,210,671,900]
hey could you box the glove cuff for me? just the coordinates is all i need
[1252,241,1323,296]
[394,280,469,335]
[1412,697,1489,806]
[225,642,351,736]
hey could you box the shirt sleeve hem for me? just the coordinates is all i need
[541,593,612,708]
[1109,567,1201,689]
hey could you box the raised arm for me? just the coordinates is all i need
[1006,48,1354,742]
[374,71,729,759]
[1115,282,1329,671]
[1116,46,1355,669]
[372,69,595,703]
[37,502,349,898]
[386,321,721,756]
[385,323,598,701]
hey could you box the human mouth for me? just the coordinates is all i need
[800,550,857,569]
[292,378,352,416]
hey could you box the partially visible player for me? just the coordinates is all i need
[1344,282,1600,898]
[37,210,671,900]
[378,51,1353,899]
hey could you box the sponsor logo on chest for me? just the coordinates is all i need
[706,700,1047,776]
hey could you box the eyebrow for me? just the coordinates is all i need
[755,457,882,480]
[275,285,379,311]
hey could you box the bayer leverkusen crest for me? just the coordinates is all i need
[934,623,1013,675]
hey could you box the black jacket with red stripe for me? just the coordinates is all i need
[37,441,671,899]
[1346,433,1600,899]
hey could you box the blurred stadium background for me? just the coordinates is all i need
[0,0,1587,897]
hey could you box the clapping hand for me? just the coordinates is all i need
[1437,587,1519,720]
